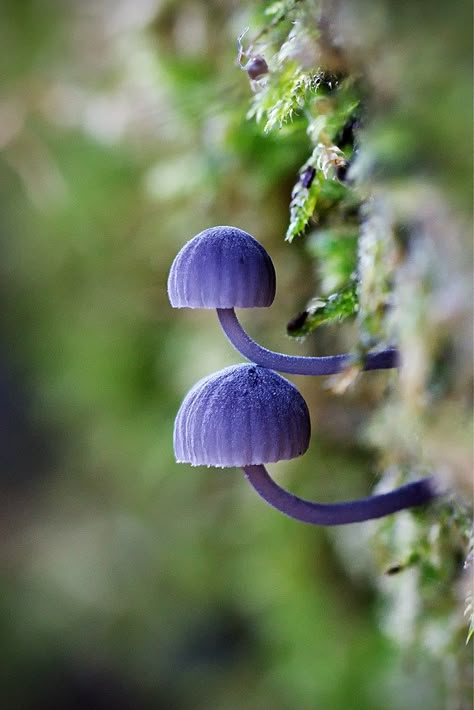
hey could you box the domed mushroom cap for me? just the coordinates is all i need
[174,364,310,467]
[167,226,276,308]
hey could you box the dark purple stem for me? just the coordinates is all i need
[243,465,436,525]
[217,308,398,375]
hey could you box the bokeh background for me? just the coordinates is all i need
[0,1,472,709]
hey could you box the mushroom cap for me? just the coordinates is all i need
[174,364,311,467]
[246,56,268,80]
[167,226,276,308]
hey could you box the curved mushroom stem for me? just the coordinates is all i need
[243,465,436,525]
[217,308,399,375]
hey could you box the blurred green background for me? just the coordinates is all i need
[0,1,472,709]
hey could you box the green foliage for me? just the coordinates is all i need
[287,283,357,336]
[249,64,316,130]
[246,1,363,252]
[372,480,473,698]
[286,162,322,241]
[356,198,397,346]
[307,228,358,292]
[285,148,349,241]
[245,1,473,705]
[464,529,474,643]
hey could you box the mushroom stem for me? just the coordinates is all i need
[217,308,399,375]
[243,465,436,525]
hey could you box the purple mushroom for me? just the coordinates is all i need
[244,56,269,81]
[167,226,398,375]
[174,364,436,525]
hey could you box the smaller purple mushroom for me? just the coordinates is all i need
[245,56,269,81]
[174,364,436,526]
[236,28,269,82]
[168,226,398,376]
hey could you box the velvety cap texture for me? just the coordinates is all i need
[167,226,276,308]
[174,364,310,467]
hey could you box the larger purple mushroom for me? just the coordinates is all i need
[174,364,435,525]
[167,226,398,375]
